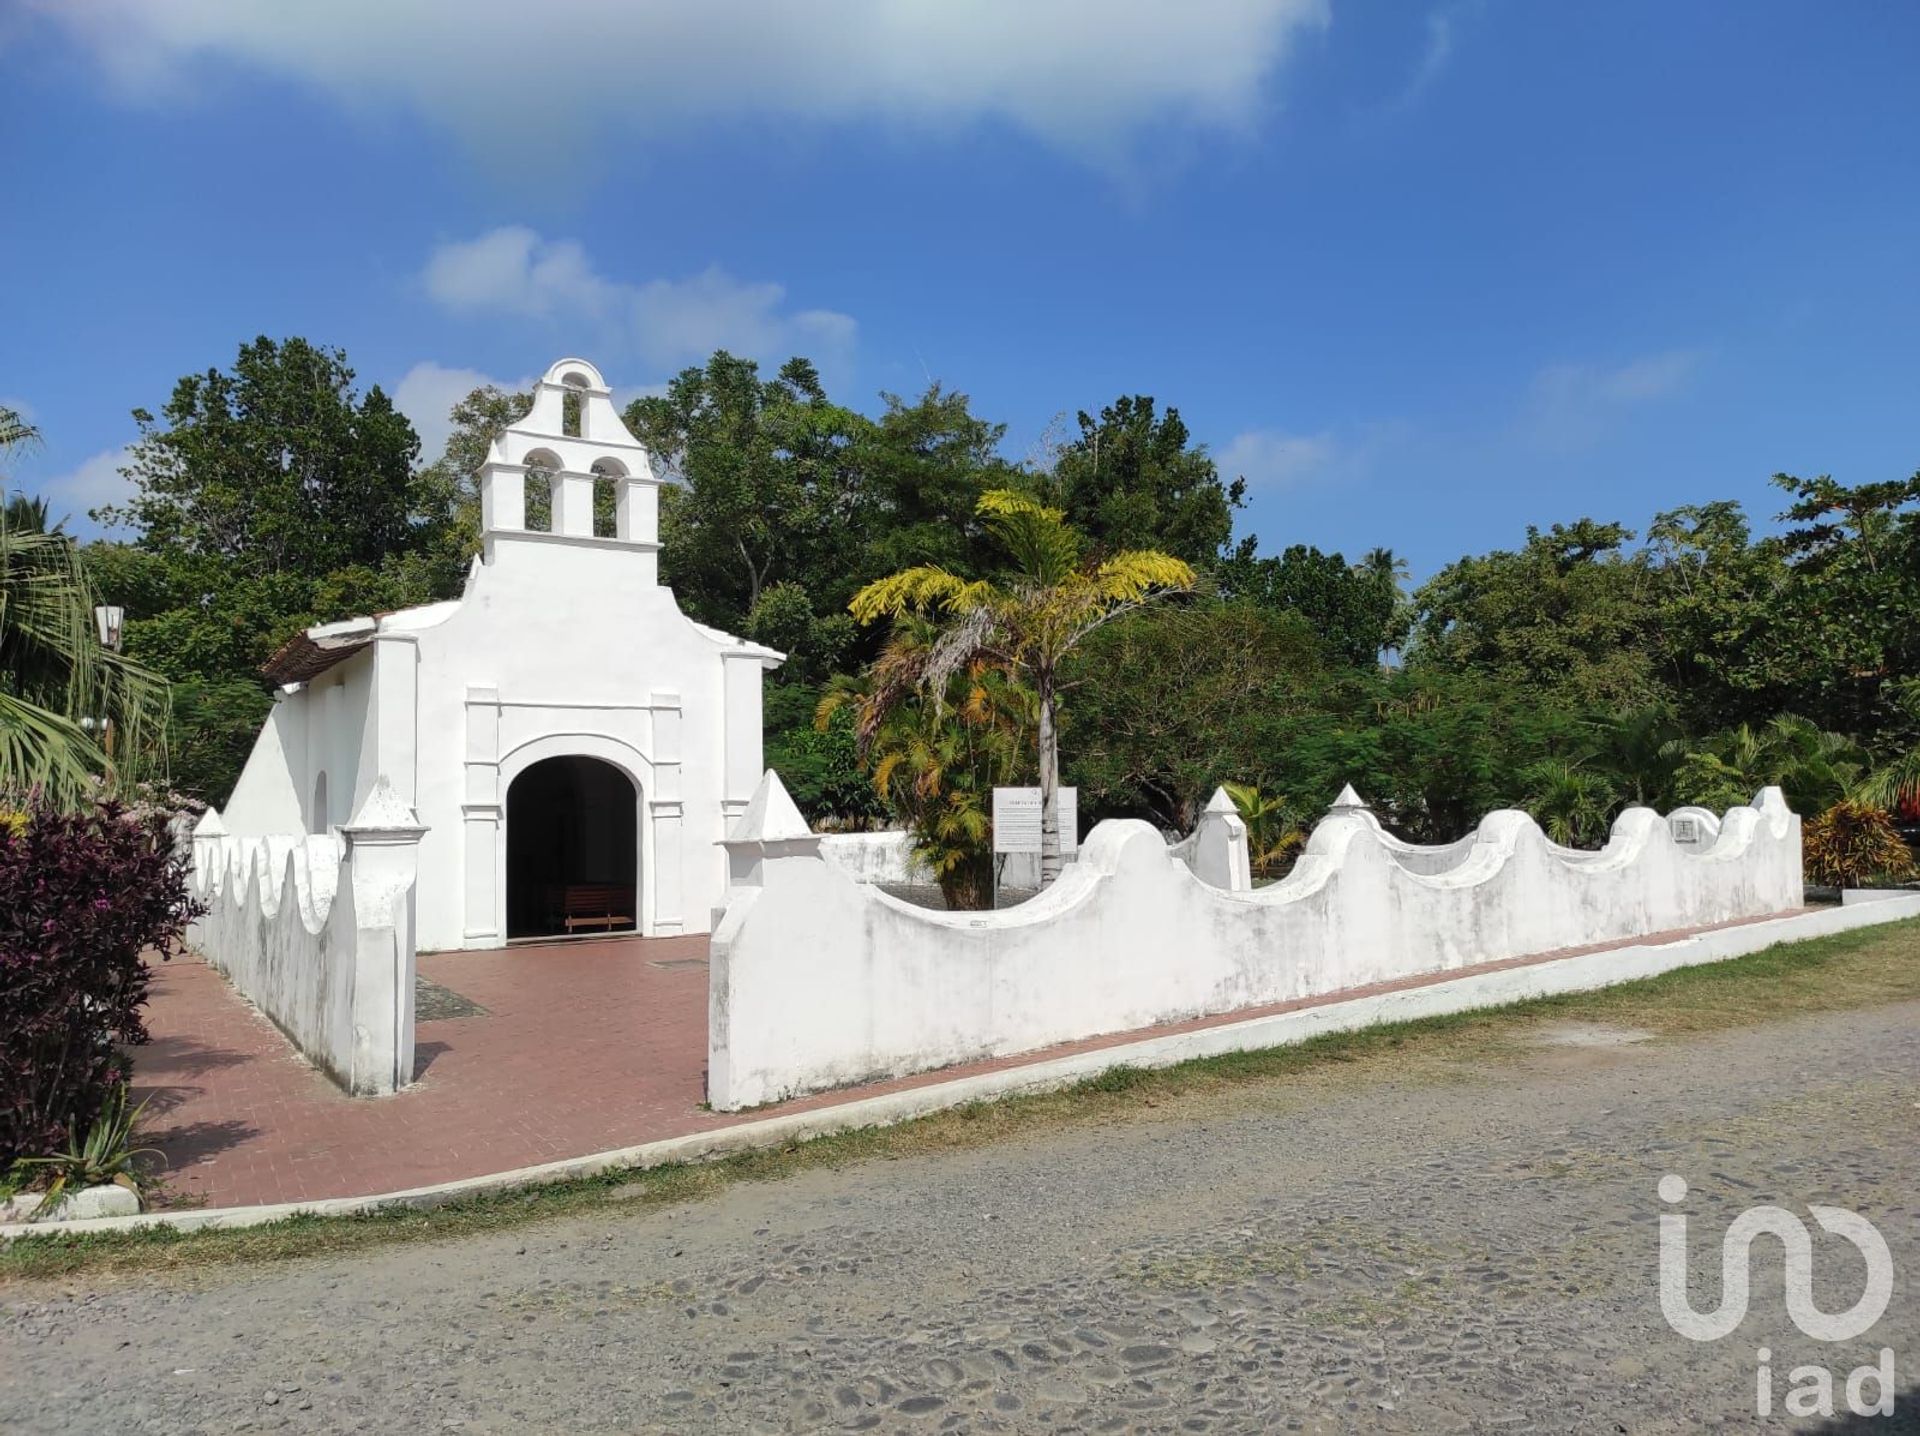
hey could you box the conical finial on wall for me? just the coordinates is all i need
[725,769,813,845]
[1329,783,1369,814]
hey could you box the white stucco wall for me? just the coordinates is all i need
[820,831,933,885]
[220,696,311,834]
[187,783,423,1095]
[709,783,1803,1109]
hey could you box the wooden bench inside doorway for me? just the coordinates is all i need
[557,884,634,934]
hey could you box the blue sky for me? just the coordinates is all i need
[3,1,1917,576]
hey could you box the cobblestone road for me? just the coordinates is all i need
[4,1002,1916,1433]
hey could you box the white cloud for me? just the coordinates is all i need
[26,0,1330,166]
[1217,428,1339,488]
[26,447,137,529]
[1523,348,1702,449]
[422,228,858,375]
[392,361,532,465]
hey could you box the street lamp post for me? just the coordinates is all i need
[93,604,124,764]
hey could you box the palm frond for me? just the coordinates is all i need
[848,566,982,623]
[1090,550,1198,602]
[0,511,171,804]
[1856,749,1920,812]
[976,488,1081,584]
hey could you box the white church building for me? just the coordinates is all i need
[210,357,783,950]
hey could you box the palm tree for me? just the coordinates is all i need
[818,616,1033,908]
[1357,546,1413,663]
[1520,758,1620,847]
[1587,707,1688,808]
[1854,686,1920,817]
[0,506,170,806]
[0,406,52,534]
[3,492,56,534]
[1672,715,1863,816]
[850,489,1196,884]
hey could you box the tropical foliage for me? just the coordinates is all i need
[1802,801,1916,889]
[850,489,1196,882]
[818,617,1032,908]
[1,508,170,804]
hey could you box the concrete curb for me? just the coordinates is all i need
[6,896,1917,1245]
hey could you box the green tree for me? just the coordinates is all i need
[1583,706,1688,809]
[626,352,867,628]
[1040,396,1243,566]
[1641,502,1784,731]
[1,408,51,533]
[854,385,1021,582]
[413,382,535,574]
[1064,601,1322,829]
[3,493,55,534]
[107,337,437,575]
[1219,542,1407,668]
[851,490,1196,883]
[1855,682,1920,816]
[762,681,886,830]
[1744,470,1920,735]
[89,339,457,803]
[1671,715,1864,816]
[1406,519,1665,711]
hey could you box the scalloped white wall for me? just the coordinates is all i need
[709,789,1803,1109]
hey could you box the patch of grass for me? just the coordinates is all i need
[4,917,1916,1284]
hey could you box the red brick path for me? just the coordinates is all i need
[131,912,1805,1210]
[134,937,719,1209]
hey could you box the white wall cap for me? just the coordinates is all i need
[342,776,427,836]
[307,616,378,642]
[691,618,787,664]
[374,600,462,634]
[724,770,812,845]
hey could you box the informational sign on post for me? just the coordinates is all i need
[991,786,1078,855]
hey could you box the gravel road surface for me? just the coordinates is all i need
[4,1002,1916,1433]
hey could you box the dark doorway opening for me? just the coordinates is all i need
[505,755,638,939]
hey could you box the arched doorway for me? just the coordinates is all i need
[505,755,639,939]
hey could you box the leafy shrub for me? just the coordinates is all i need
[1803,800,1917,889]
[0,800,201,1165]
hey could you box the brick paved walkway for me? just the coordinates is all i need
[131,913,1804,1210]
[134,937,718,1209]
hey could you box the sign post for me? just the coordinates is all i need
[991,786,1077,907]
